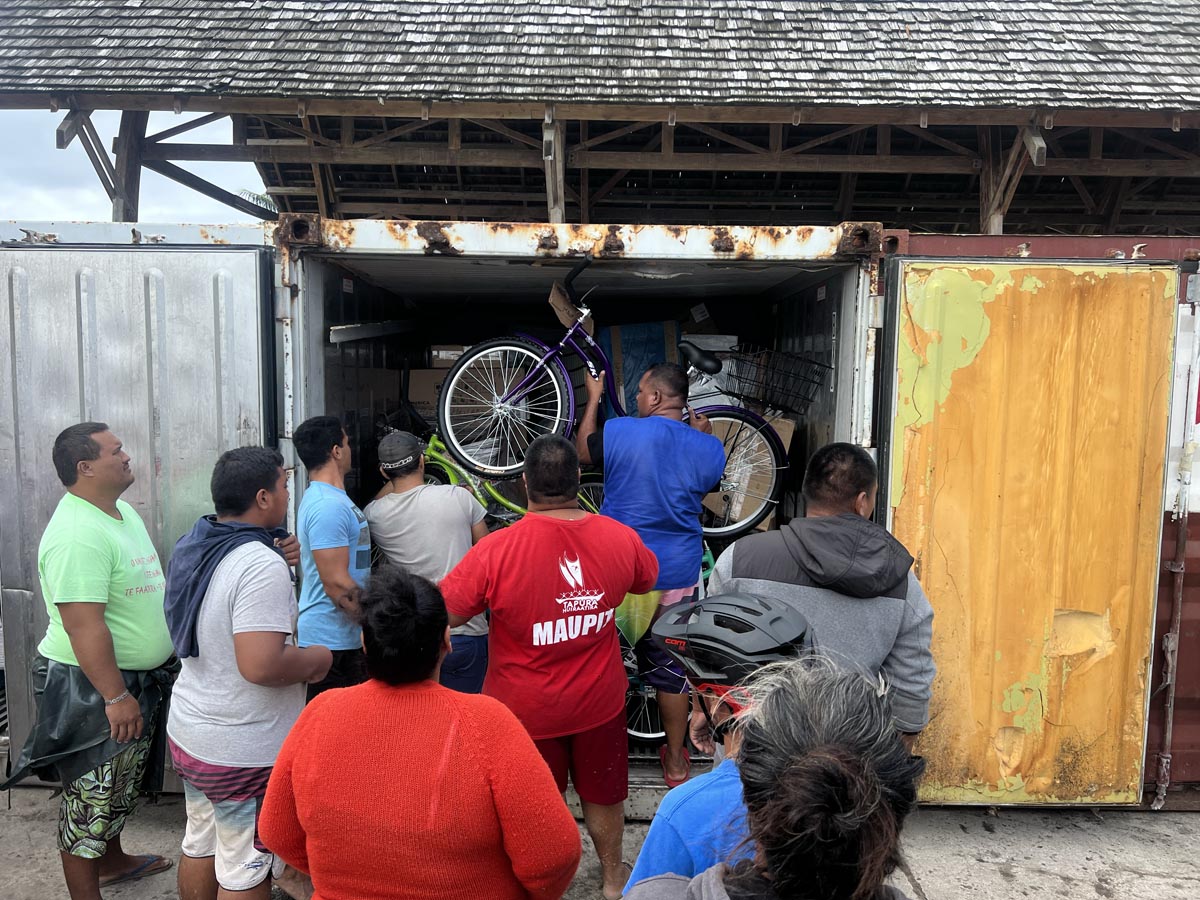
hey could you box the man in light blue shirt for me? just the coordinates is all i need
[294,416,371,700]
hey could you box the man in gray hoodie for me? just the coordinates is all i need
[707,442,935,738]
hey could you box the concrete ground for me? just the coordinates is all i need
[2,785,1197,899]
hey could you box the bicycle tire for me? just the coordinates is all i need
[699,407,787,538]
[579,472,604,515]
[437,337,571,479]
[423,463,452,486]
[621,631,666,742]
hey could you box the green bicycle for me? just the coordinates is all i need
[380,428,605,521]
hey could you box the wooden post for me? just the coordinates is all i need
[579,121,590,224]
[543,120,566,223]
[112,111,148,221]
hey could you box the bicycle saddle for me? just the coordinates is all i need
[678,341,723,375]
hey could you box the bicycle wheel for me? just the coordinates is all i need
[437,337,571,479]
[579,472,604,515]
[622,632,666,742]
[700,407,787,538]
[423,463,452,486]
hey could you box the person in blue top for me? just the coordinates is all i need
[577,362,725,787]
[294,416,372,701]
[625,593,814,892]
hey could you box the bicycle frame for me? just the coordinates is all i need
[424,434,526,515]
[488,306,624,436]
[423,432,605,516]
[502,308,782,451]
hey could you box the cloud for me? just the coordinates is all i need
[0,110,266,224]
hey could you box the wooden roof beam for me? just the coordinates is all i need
[142,159,276,219]
[679,122,770,154]
[254,115,339,147]
[353,118,441,148]
[463,118,542,150]
[17,94,1200,130]
[145,112,227,143]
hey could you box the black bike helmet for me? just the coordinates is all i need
[651,591,816,714]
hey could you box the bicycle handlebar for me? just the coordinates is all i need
[562,254,593,303]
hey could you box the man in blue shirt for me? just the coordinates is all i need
[577,362,725,786]
[294,416,372,700]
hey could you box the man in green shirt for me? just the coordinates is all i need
[5,422,176,899]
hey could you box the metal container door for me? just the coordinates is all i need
[885,259,1179,804]
[0,245,275,759]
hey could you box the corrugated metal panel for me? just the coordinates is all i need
[0,246,271,753]
[889,260,1178,804]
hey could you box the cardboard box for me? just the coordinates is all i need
[408,368,448,418]
[430,344,468,368]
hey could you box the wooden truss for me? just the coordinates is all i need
[54,101,1200,234]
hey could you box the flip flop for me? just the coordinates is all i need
[98,854,173,888]
[659,744,691,788]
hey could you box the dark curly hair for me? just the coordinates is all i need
[356,565,449,685]
[732,660,926,900]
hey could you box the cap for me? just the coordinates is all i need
[378,431,426,473]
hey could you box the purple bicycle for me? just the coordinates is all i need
[436,258,829,538]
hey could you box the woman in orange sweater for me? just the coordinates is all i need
[259,565,582,900]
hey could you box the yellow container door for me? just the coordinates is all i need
[889,261,1178,804]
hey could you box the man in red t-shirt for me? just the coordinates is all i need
[441,435,658,900]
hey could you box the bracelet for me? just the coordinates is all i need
[104,690,131,707]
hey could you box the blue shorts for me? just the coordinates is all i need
[440,633,488,693]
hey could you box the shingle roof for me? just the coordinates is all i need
[1,1,1198,111]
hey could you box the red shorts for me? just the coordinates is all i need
[533,711,628,806]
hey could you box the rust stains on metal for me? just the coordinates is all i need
[600,224,625,257]
[275,213,321,250]
[735,244,755,260]
[666,225,685,239]
[835,222,881,256]
[489,222,515,232]
[537,228,559,251]
[197,228,227,245]
[383,219,410,245]
[415,220,463,256]
[322,218,356,251]
[711,227,735,253]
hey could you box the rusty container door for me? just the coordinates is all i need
[887,260,1179,804]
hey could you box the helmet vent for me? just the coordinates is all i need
[713,614,754,634]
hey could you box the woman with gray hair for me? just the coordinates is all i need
[625,660,925,900]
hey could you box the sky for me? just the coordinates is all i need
[0,109,264,224]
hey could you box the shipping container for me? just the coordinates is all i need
[1,218,1195,807]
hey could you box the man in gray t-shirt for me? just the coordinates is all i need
[365,431,489,692]
[166,447,331,900]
